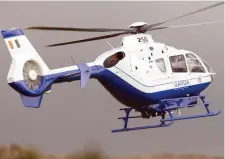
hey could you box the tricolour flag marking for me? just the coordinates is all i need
[8,39,21,49]
[15,39,21,48]
[8,40,14,49]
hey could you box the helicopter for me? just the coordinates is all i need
[0,2,223,133]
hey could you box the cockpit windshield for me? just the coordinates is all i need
[185,53,206,73]
[200,57,213,73]
[169,53,212,73]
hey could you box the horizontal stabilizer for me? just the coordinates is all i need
[20,94,43,108]
[77,63,92,88]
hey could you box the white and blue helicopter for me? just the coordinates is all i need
[1,2,223,133]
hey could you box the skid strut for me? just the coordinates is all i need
[160,95,221,122]
[111,95,221,133]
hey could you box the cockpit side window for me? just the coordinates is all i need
[185,53,205,73]
[169,54,188,72]
[155,58,166,73]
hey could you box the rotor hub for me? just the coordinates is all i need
[128,22,148,28]
[128,22,148,33]
[28,70,37,81]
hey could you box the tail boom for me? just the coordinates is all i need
[9,62,101,96]
[1,28,103,108]
[8,63,101,108]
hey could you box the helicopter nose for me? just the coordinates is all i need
[210,75,213,81]
[210,73,215,81]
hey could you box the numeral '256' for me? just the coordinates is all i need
[137,37,148,43]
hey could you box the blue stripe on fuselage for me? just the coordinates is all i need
[8,65,102,97]
[97,69,211,107]
[10,65,210,107]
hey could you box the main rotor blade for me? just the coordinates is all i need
[149,20,223,31]
[147,1,224,30]
[26,26,133,32]
[46,31,130,47]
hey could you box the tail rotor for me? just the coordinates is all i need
[23,61,43,90]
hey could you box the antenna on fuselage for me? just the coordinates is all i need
[159,38,168,44]
[105,40,115,50]
[71,56,76,65]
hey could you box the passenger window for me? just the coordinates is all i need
[169,54,188,72]
[155,58,166,73]
[185,53,205,73]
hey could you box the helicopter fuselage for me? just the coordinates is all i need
[93,33,214,107]
[2,29,215,109]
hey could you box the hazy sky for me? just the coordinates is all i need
[0,1,224,157]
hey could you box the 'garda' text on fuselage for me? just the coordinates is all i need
[174,79,190,87]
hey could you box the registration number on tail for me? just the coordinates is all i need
[174,79,190,87]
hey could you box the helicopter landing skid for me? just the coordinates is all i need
[111,95,221,133]
[160,95,221,122]
[111,108,173,133]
